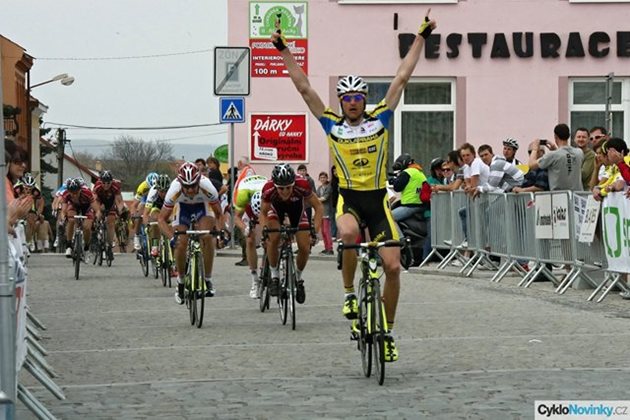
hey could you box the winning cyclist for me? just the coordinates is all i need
[233,174,268,298]
[271,10,437,361]
[143,174,171,257]
[61,178,102,257]
[92,170,124,254]
[158,162,222,304]
[259,163,323,304]
[131,172,159,250]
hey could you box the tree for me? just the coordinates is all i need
[102,135,174,189]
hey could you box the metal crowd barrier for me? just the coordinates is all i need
[423,189,623,303]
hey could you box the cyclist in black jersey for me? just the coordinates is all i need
[271,10,437,363]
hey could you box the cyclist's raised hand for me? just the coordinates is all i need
[418,8,437,39]
[270,13,287,51]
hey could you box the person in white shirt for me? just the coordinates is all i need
[460,143,490,197]
[158,162,222,305]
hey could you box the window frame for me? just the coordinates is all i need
[568,77,630,138]
[363,77,456,158]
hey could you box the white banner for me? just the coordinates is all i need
[578,195,601,243]
[535,194,553,239]
[602,192,630,273]
[9,237,27,371]
[551,193,570,240]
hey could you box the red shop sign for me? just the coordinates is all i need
[249,39,308,77]
[250,113,308,162]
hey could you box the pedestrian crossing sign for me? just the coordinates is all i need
[219,97,245,123]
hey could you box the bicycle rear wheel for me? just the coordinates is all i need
[139,242,149,277]
[371,281,386,385]
[358,280,372,377]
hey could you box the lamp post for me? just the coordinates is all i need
[26,73,75,176]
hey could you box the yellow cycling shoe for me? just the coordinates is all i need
[383,335,398,362]
[342,295,358,320]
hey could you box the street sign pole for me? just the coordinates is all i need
[229,122,235,250]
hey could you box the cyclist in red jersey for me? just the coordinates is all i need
[259,163,323,304]
[92,170,124,253]
[61,178,101,257]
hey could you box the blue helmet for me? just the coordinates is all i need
[146,172,159,187]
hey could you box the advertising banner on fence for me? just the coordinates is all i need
[535,192,570,240]
[249,1,308,77]
[535,194,553,239]
[249,113,307,162]
[575,194,600,243]
[602,192,630,273]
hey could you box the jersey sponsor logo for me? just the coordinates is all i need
[353,158,369,167]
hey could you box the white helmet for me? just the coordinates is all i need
[336,75,368,97]
[250,191,262,217]
[503,137,519,150]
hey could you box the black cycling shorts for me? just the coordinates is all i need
[337,188,399,242]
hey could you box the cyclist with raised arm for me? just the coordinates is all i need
[14,173,45,251]
[131,172,158,250]
[61,178,102,257]
[233,174,268,298]
[271,10,437,361]
[158,162,222,305]
[260,163,323,304]
[92,170,124,254]
[143,174,171,257]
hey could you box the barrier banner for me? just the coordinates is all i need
[535,194,553,239]
[602,192,630,273]
[9,237,27,371]
[576,194,600,243]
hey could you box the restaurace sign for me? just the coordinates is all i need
[398,31,630,59]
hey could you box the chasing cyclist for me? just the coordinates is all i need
[61,178,102,257]
[143,174,171,258]
[271,9,437,361]
[131,172,159,250]
[259,163,323,304]
[158,162,222,304]
[233,174,268,298]
[92,170,124,254]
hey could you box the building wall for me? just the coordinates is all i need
[1,36,31,150]
[228,0,630,177]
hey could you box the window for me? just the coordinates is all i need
[364,79,456,172]
[569,78,629,139]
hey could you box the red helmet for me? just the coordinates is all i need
[177,162,200,186]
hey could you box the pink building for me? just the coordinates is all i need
[227,0,630,176]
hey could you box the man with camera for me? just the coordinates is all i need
[527,123,584,191]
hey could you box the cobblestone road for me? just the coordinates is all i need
[17,251,630,419]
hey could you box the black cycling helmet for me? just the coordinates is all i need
[430,158,445,177]
[67,178,82,192]
[271,163,296,186]
[156,174,171,191]
[100,170,113,183]
[392,153,414,171]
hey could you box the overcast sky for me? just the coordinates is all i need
[1,0,228,158]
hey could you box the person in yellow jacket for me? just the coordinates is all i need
[389,153,431,223]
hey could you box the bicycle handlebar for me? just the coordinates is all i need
[263,226,313,234]
[336,238,409,250]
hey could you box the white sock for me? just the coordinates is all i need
[175,276,182,285]
[251,270,259,282]
[270,266,279,279]
[205,276,213,284]
[296,269,303,282]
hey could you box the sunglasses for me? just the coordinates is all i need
[182,184,198,191]
[341,94,365,103]
[275,184,294,191]
[590,134,605,141]
[441,168,452,172]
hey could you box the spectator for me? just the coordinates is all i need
[574,127,596,191]
[316,171,334,255]
[502,137,522,164]
[478,144,494,166]
[528,123,584,191]
[460,142,490,196]
[513,143,549,193]
[5,140,33,230]
[297,163,316,228]
[589,140,610,191]
[206,157,225,193]
[601,137,629,191]
[330,166,339,239]
[427,158,445,185]
[433,150,465,191]
[589,126,609,148]
[194,158,209,178]
[390,153,431,223]
[474,145,524,195]
[237,156,256,178]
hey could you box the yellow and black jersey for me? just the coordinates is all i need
[319,99,393,191]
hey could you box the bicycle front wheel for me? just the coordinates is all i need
[372,281,386,385]
[193,253,205,328]
[287,255,296,331]
[278,259,288,325]
[358,281,372,377]
[259,257,270,312]
[74,235,82,280]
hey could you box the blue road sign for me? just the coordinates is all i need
[219,97,245,123]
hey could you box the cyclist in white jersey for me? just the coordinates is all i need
[158,162,222,304]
